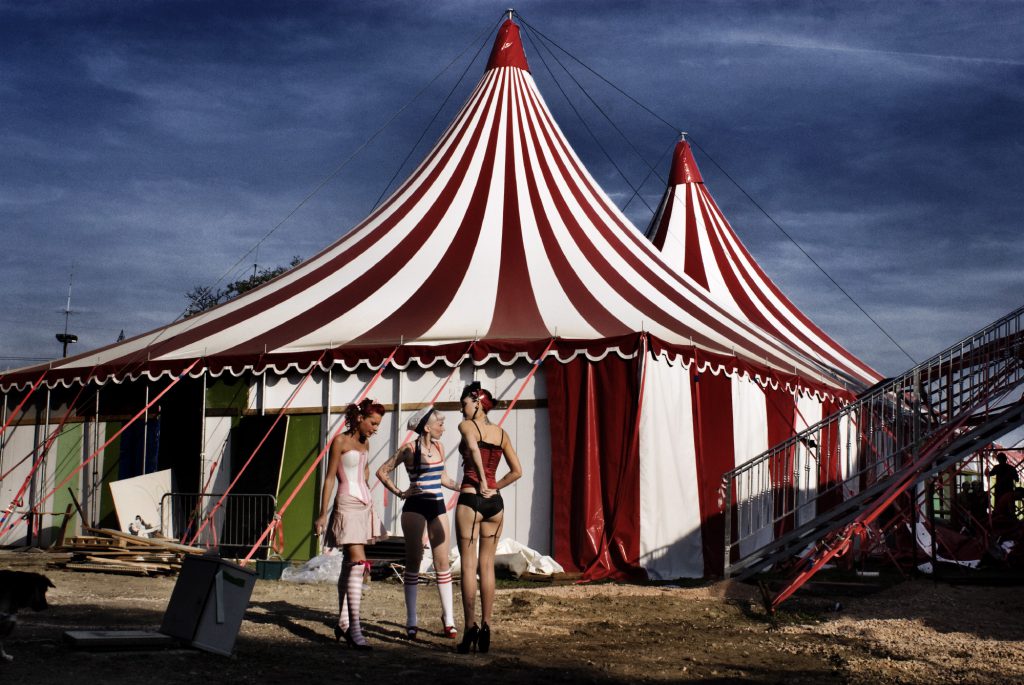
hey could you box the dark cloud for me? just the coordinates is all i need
[1,0,1021,377]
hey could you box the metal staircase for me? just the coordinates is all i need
[721,304,1024,609]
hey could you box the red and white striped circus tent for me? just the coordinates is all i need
[0,19,880,579]
[644,136,876,387]
[639,136,882,576]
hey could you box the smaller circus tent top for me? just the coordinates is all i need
[645,136,880,387]
[1,20,871,394]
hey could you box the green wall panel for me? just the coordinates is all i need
[52,423,84,536]
[98,421,123,529]
[276,415,322,561]
[206,377,249,411]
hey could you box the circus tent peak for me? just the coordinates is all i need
[2,18,869,393]
[668,134,703,186]
[645,137,880,386]
[486,19,530,72]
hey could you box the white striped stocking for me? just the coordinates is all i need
[336,562,349,631]
[345,562,369,646]
[436,569,455,629]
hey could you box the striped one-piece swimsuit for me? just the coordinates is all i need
[403,441,446,521]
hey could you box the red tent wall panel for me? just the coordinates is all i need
[545,355,644,581]
[691,367,735,577]
[818,397,845,512]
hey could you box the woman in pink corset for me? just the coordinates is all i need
[455,382,522,654]
[314,398,386,650]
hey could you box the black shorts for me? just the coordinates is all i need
[457,492,504,520]
[402,496,446,523]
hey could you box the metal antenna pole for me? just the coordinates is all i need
[55,267,78,358]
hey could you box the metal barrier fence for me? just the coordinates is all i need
[722,303,1024,578]
[161,492,277,559]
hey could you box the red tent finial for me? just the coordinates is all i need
[669,134,703,185]
[486,18,530,72]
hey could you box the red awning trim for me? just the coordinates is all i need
[1,334,857,405]
[648,338,857,403]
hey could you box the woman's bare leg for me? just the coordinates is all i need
[401,512,427,630]
[455,503,482,627]
[478,513,503,626]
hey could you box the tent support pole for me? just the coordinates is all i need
[323,366,332,447]
[90,388,100,527]
[200,372,207,493]
[142,383,150,472]
[33,388,51,546]
[318,366,332,555]
[387,366,403,526]
[0,394,7,480]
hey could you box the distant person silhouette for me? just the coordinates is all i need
[989,453,1019,499]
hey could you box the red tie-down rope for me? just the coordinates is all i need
[0,359,201,539]
[0,371,48,479]
[241,346,400,563]
[0,379,92,528]
[185,352,327,547]
[444,337,558,513]
[374,340,478,509]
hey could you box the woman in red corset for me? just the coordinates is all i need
[455,381,522,654]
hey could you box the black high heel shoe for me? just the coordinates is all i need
[334,626,373,651]
[456,623,479,654]
[478,622,490,653]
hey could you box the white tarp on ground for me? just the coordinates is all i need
[281,537,562,584]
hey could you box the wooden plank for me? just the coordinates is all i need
[65,535,127,548]
[63,562,152,576]
[55,503,75,548]
[64,629,178,650]
[83,554,173,569]
[71,549,179,558]
[85,527,206,554]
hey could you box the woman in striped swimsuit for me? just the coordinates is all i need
[376,405,460,640]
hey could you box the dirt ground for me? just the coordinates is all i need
[2,550,1023,684]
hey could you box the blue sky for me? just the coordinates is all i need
[1,0,1022,377]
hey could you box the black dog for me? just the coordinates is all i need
[0,570,55,662]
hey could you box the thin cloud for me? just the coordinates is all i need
[728,33,1024,69]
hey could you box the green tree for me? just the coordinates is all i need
[185,256,302,316]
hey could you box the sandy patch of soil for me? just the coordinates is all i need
[1,551,1022,684]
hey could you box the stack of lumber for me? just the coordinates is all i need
[53,527,206,576]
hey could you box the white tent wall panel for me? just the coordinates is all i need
[639,357,703,579]
[500,405,551,553]
[731,375,772,557]
[262,368,328,410]
[794,395,824,527]
[190,416,232,546]
[0,423,43,546]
